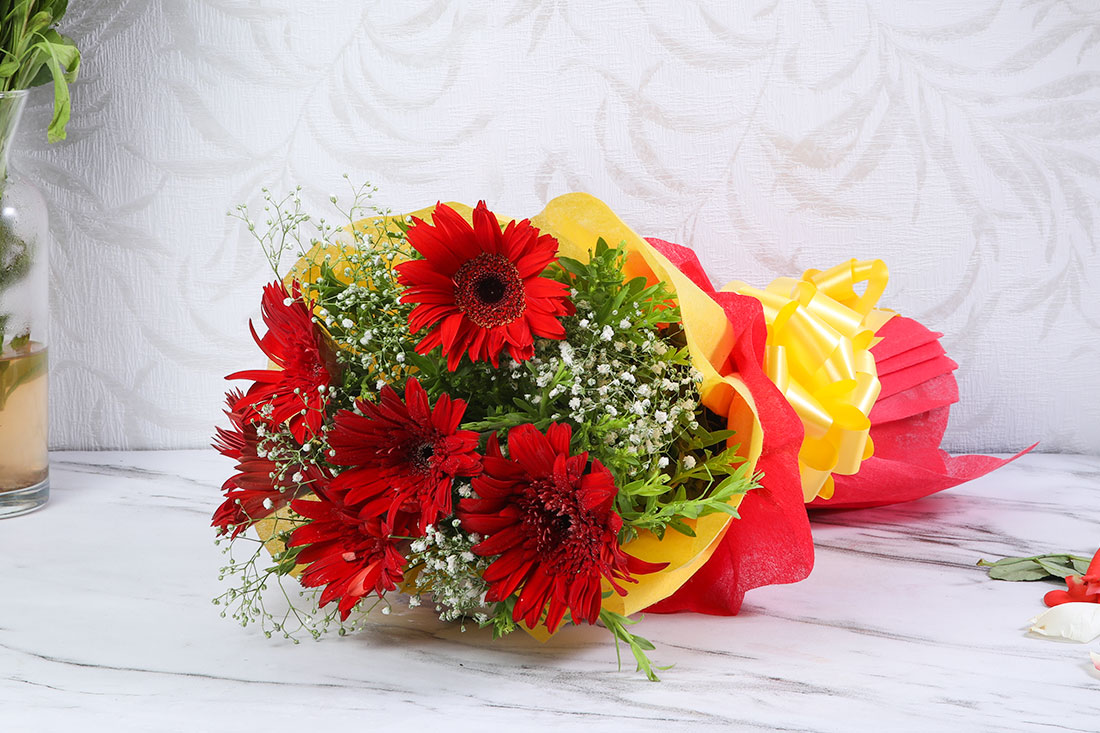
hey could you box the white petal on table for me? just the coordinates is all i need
[1029,603,1100,642]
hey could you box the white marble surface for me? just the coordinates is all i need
[2,451,1099,731]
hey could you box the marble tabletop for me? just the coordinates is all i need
[2,451,1099,731]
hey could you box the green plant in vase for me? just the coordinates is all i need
[0,0,78,513]
[0,0,79,340]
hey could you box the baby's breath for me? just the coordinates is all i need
[406,516,491,627]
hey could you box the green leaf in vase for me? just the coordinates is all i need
[0,342,45,410]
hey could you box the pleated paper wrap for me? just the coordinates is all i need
[277,192,1027,621]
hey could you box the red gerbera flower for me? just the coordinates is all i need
[395,201,574,371]
[211,390,319,538]
[328,377,481,535]
[227,280,336,444]
[458,423,664,633]
[287,492,406,620]
[213,388,248,460]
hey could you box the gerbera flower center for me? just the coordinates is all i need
[476,277,507,304]
[453,253,526,328]
[519,480,599,574]
[409,440,436,472]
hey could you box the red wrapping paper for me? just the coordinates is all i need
[810,316,1035,510]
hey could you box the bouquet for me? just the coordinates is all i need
[213,184,1026,678]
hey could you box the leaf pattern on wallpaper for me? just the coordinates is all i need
[10,0,1098,452]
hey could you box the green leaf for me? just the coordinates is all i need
[666,518,696,537]
[32,29,80,142]
[978,553,1094,581]
[1035,558,1077,578]
[599,609,666,682]
[708,502,741,518]
[28,11,53,34]
[0,339,45,410]
[977,557,1051,581]
[555,256,586,277]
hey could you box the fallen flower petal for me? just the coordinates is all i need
[1081,548,1100,596]
[1091,651,1100,672]
[1029,603,1100,643]
[1045,575,1100,607]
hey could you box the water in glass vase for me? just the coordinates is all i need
[0,341,47,516]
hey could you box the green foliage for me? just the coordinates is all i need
[978,553,1093,581]
[0,0,81,142]
[600,609,668,682]
[615,426,756,542]
[0,217,33,347]
[0,336,43,409]
[481,597,519,640]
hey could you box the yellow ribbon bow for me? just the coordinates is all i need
[724,260,894,502]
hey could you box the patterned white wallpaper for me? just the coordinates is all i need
[17,0,1099,453]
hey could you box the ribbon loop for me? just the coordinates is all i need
[724,259,892,502]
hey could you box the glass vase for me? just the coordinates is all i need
[0,90,50,518]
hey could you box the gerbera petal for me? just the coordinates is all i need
[406,210,468,274]
[472,201,503,255]
[440,312,465,353]
[514,247,556,279]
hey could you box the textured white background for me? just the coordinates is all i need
[16,0,1099,453]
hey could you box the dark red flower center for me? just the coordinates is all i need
[454,253,526,328]
[519,480,599,575]
[409,440,435,472]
